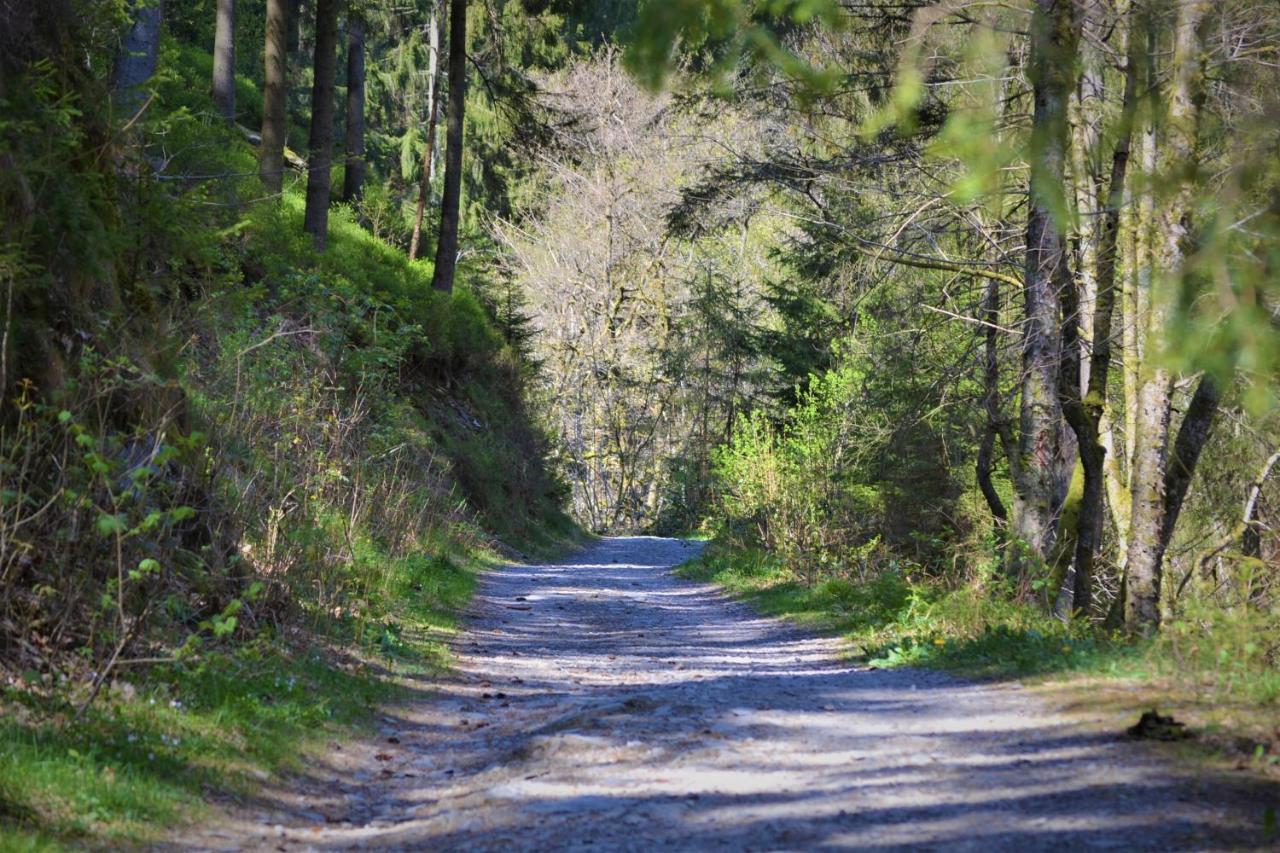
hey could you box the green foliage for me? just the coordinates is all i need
[1,7,580,846]
[680,545,1140,680]
[154,40,265,129]
[624,0,843,92]
[713,335,971,578]
[1159,570,1280,706]
[0,644,397,847]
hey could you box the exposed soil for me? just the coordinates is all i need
[182,537,1278,851]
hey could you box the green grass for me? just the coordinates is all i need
[348,551,482,672]
[0,543,494,850]
[1,652,380,848]
[681,543,1280,776]
[678,545,1146,680]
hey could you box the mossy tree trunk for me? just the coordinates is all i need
[1124,0,1214,635]
[1010,0,1081,581]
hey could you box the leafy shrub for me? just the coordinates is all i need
[0,357,248,701]
[713,355,891,583]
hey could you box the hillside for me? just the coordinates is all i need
[1,7,575,846]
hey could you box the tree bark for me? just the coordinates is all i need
[212,0,235,123]
[114,0,164,108]
[260,0,289,192]
[430,0,467,293]
[1124,0,1213,635]
[1057,9,1140,619]
[1158,374,1220,555]
[410,0,445,260]
[342,11,366,203]
[977,276,1009,527]
[1069,38,1104,397]
[302,0,341,250]
[1125,360,1174,631]
[1010,0,1080,578]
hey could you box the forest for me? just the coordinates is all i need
[1,0,1279,847]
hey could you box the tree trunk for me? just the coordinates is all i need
[1243,459,1279,604]
[430,0,467,293]
[114,0,164,107]
[302,0,341,251]
[977,276,1009,527]
[260,0,289,192]
[212,0,235,123]
[410,0,445,261]
[1158,375,1220,556]
[1124,0,1213,635]
[1125,365,1175,630]
[1011,0,1080,578]
[1057,9,1140,619]
[1069,41,1104,397]
[342,11,366,203]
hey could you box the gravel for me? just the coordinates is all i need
[183,536,1277,851]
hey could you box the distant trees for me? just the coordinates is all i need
[496,55,775,532]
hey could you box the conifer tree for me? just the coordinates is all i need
[302,0,341,249]
[430,0,467,292]
[212,0,235,123]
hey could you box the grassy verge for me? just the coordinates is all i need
[0,546,496,851]
[1,31,583,851]
[679,544,1280,779]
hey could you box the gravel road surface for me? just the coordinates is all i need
[187,536,1275,851]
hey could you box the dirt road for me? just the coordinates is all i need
[190,537,1274,850]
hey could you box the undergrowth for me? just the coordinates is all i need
[678,546,1142,678]
[680,544,1280,712]
[0,19,576,849]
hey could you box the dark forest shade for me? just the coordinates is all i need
[430,0,467,293]
[286,0,302,56]
[303,0,340,250]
